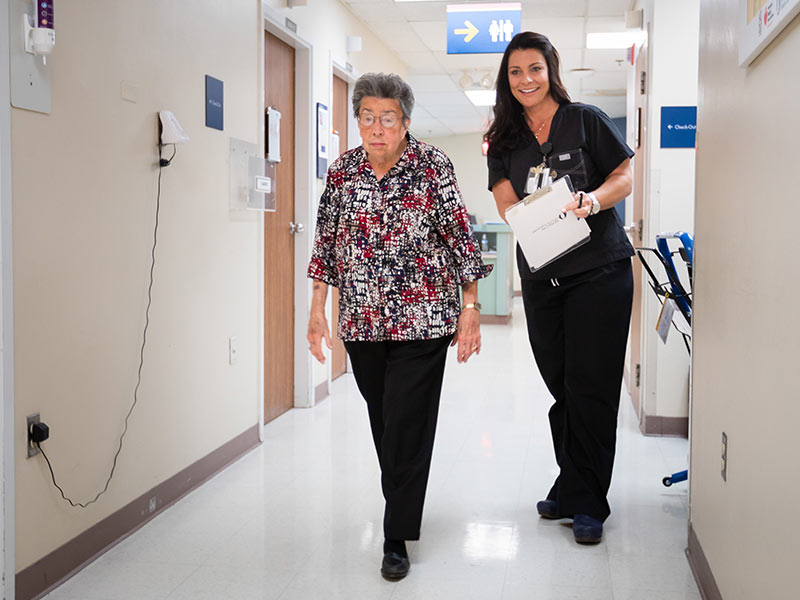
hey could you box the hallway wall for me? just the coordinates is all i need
[692,1,800,598]
[12,0,263,572]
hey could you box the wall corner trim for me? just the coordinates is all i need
[16,425,260,600]
[686,522,723,600]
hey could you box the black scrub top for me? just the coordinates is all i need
[488,102,635,280]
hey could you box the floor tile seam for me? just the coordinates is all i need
[272,564,316,600]
[103,555,215,570]
[511,422,540,510]
[160,563,203,600]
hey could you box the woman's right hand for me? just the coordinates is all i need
[307,311,332,364]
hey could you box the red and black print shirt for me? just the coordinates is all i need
[308,134,492,342]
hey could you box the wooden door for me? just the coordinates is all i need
[264,32,296,424]
[629,37,649,418]
[329,75,349,381]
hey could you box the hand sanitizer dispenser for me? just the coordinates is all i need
[24,0,55,63]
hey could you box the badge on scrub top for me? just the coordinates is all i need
[525,141,556,193]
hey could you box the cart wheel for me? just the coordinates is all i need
[662,477,672,487]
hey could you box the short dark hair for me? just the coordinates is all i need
[484,32,571,156]
[352,73,414,122]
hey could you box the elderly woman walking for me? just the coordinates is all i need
[307,72,491,581]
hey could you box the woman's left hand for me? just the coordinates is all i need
[563,192,593,219]
[451,308,481,363]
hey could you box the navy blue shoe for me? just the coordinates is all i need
[536,499,561,519]
[573,514,603,544]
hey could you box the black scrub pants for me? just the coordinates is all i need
[344,334,453,541]
[522,259,633,522]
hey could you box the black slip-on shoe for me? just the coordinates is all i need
[537,499,573,520]
[380,551,410,581]
[536,499,561,519]
[573,514,603,544]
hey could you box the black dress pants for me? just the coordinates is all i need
[522,259,633,522]
[344,335,453,541]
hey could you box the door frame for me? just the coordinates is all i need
[327,61,359,387]
[260,6,315,433]
[330,60,361,157]
[0,0,15,595]
[626,34,650,421]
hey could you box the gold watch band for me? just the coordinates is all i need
[462,302,481,312]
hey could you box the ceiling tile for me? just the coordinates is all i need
[398,51,440,70]
[367,20,428,52]
[414,91,476,108]
[432,52,506,72]
[519,17,586,49]
[586,0,631,18]
[396,3,449,21]
[345,1,405,23]
[406,73,460,93]
[407,20,447,53]
[519,0,588,18]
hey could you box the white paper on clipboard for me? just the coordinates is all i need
[505,177,591,271]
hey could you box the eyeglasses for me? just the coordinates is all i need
[358,113,400,128]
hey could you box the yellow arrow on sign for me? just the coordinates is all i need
[454,20,479,43]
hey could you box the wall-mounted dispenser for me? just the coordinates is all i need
[158,110,190,146]
[24,0,55,64]
[11,0,52,113]
[157,111,189,167]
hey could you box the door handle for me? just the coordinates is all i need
[624,222,636,233]
[289,221,305,235]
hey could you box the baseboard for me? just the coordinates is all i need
[314,380,329,405]
[686,522,723,600]
[17,425,260,600]
[480,314,512,325]
[641,414,688,437]
[513,290,521,297]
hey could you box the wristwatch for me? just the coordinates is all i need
[587,192,601,216]
[462,302,482,312]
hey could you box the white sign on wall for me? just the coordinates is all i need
[739,0,800,66]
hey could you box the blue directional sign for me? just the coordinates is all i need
[661,106,697,148]
[447,3,521,55]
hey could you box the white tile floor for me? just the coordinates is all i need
[43,298,700,600]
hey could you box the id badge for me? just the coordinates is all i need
[526,163,556,193]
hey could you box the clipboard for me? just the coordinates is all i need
[505,176,591,271]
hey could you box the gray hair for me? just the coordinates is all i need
[352,73,415,121]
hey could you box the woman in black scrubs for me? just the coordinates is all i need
[485,31,635,543]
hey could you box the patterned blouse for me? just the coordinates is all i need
[308,133,492,342]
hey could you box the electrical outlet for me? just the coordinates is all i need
[229,336,239,365]
[148,496,157,513]
[27,413,41,458]
[721,432,728,482]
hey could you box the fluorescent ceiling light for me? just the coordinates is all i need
[393,0,436,2]
[586,31,646,49]
[465,89,495,107]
